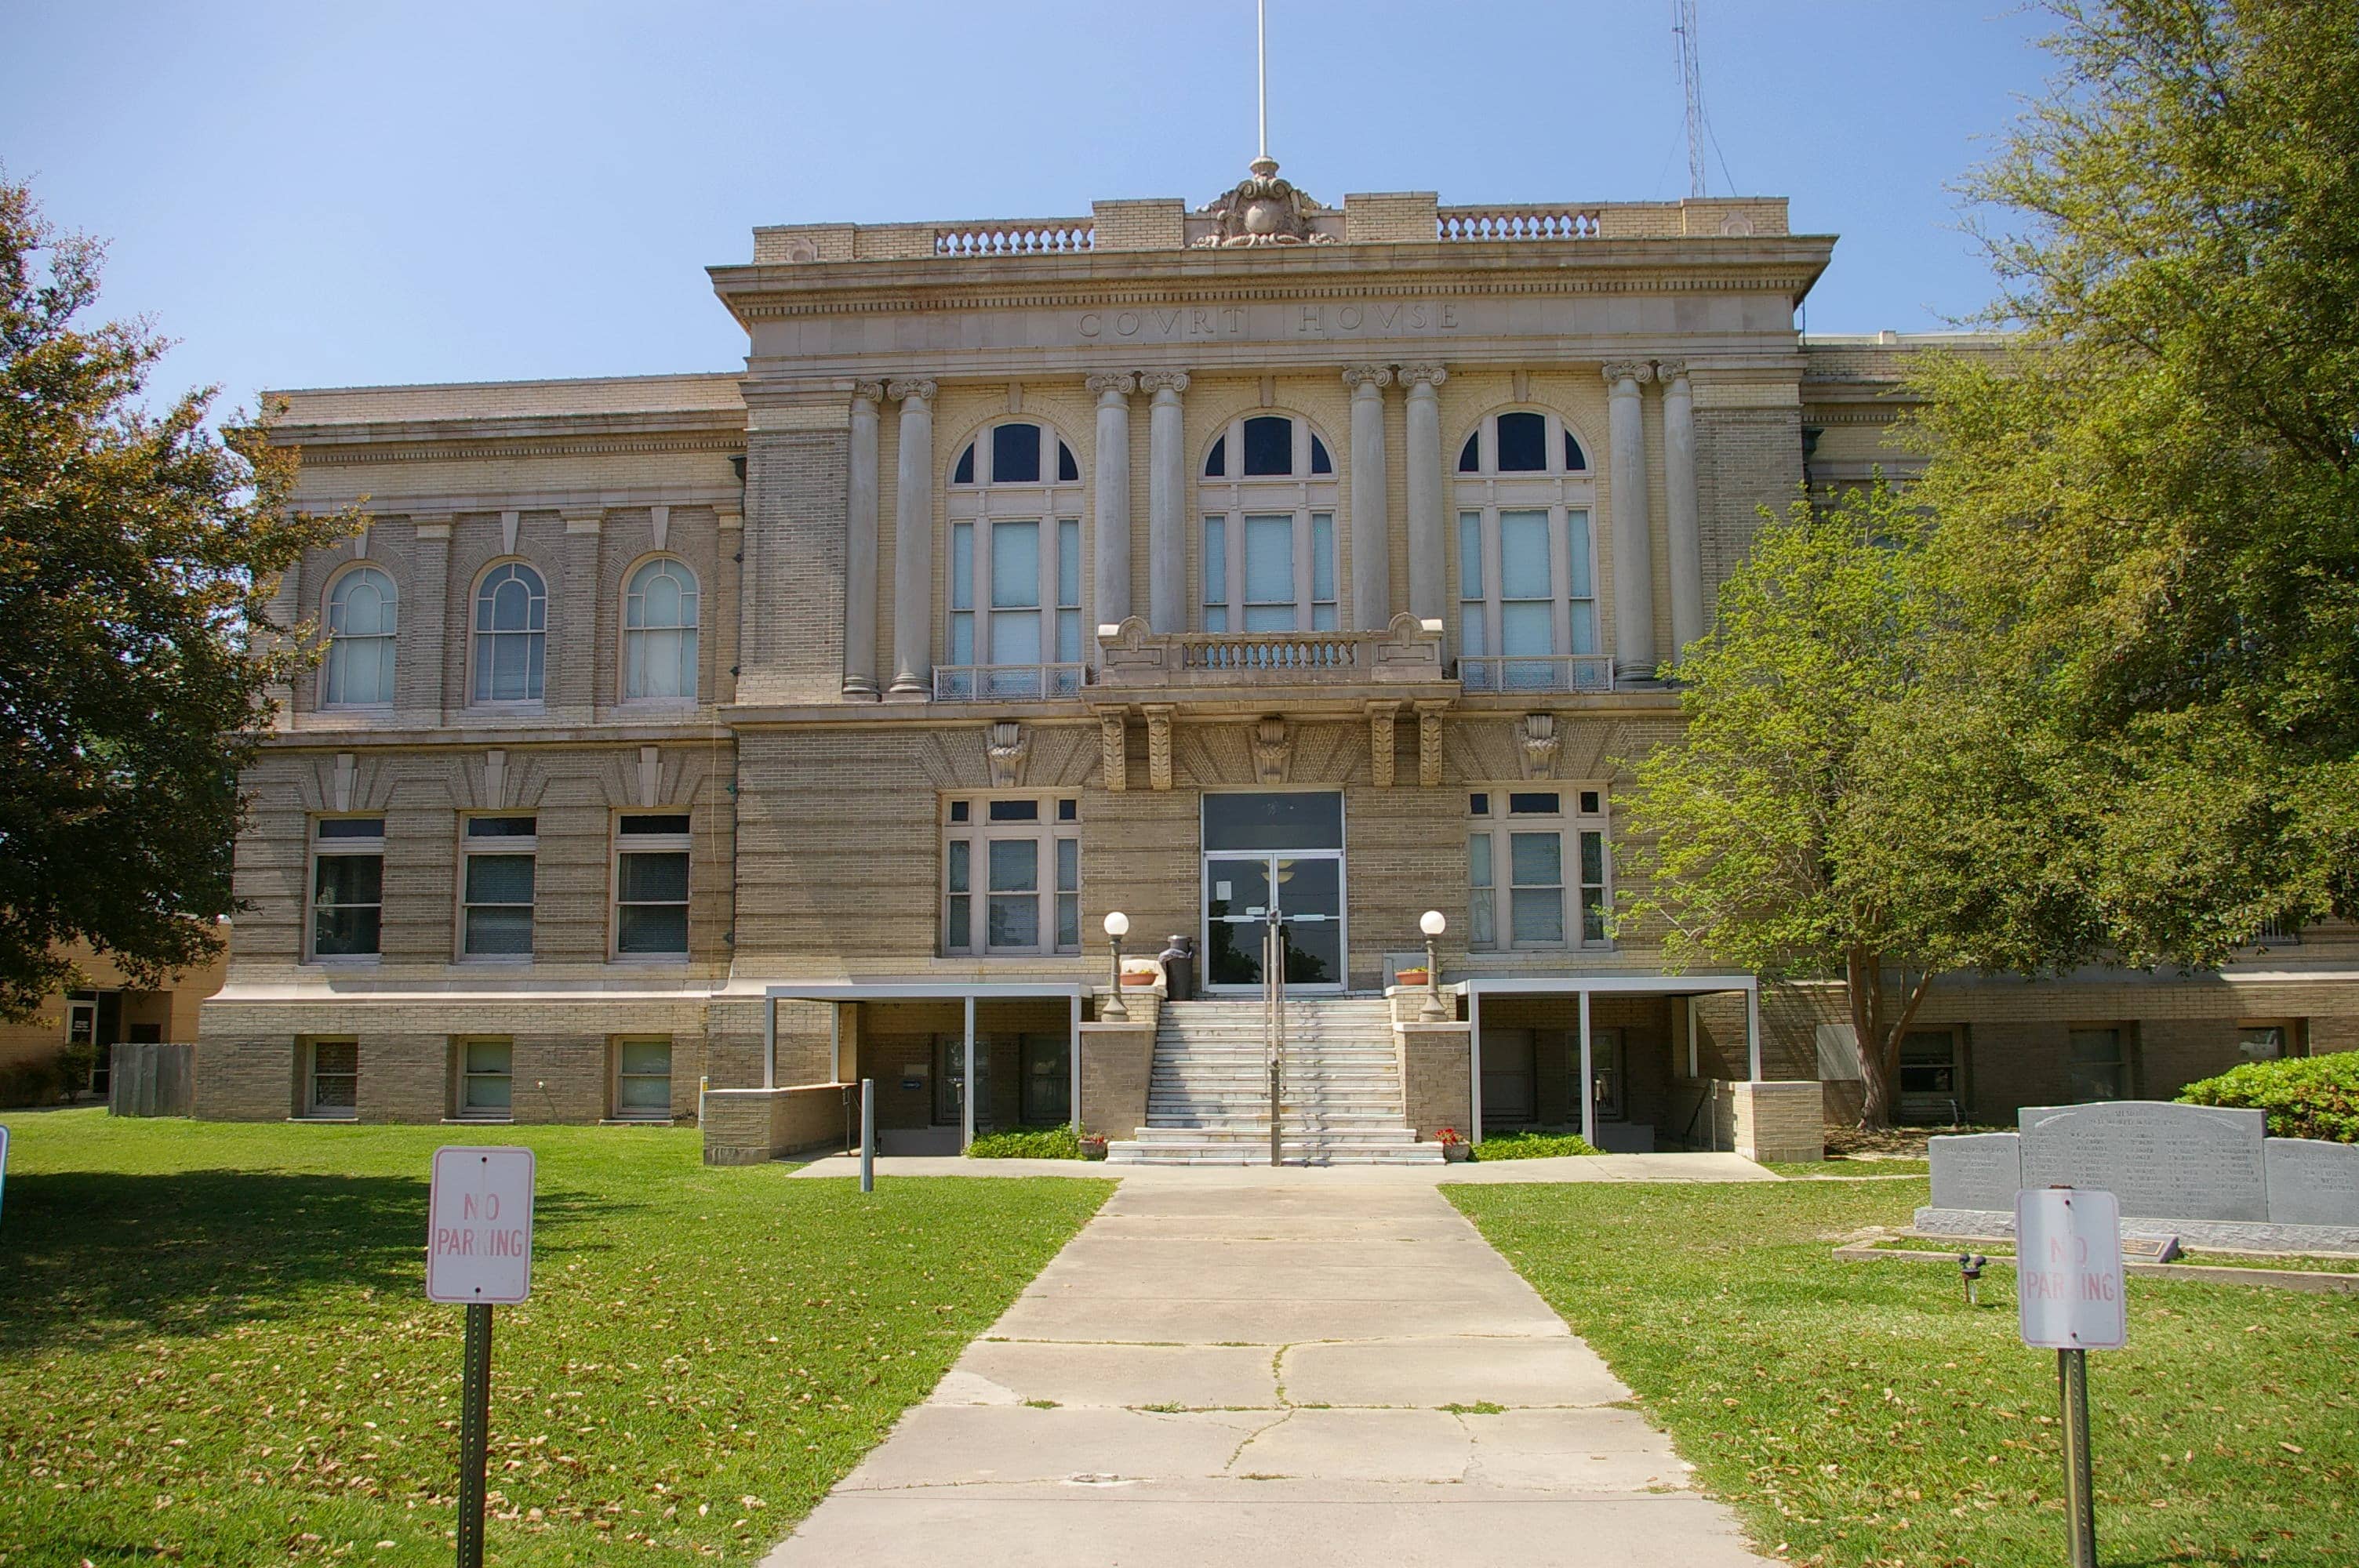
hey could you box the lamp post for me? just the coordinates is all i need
[1102,910,1131,1022]
[1419,909,1448,1021]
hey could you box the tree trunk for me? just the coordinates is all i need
[1848,949,1937,1132]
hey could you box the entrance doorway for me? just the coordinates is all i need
[1201,790,1346,992]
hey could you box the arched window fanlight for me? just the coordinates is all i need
[952,422,1079,488]
[1459,410,1587,475]
[323,565,398,706]
[623,557,700,700]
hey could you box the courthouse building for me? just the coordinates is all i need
[194,158,2359,1160]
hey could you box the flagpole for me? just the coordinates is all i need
[1257,0,1268,162]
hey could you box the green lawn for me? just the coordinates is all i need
[1450,1176,2359,1568]
[0,1111,1110,1566]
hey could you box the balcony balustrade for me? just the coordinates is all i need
[1096,615,1446,692]
[1457,654,1616,695]
[932,663,1086,702]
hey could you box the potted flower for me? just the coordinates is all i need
[1437,1126,1471,1162]
[1394,966,1430,988]
[1080,1133,1109,1161]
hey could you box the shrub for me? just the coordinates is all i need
[965,1125,1087,1160]
[1470,1130,1599,1160]
[2177,1051,2359,1143]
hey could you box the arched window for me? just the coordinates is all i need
[1199,414,1339,633]
[471,562,547,703]
[322,565,397,706]
[1452,410,1604,691]
[944,421,1085,699]
[623,557,700,700]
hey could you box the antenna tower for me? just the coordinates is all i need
[1673,0,1706,198]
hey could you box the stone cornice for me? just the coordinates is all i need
[293,431,746,468]
[708,236,1837,325]
[271,406,745,458]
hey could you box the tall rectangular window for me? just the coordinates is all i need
[1468,830,1496,946]
[1203,517,1229,633]
[1456,506,1602,691]
[310,818,384,960]
[1057,518,1083,663]
[304,1039,358,1118]
[460,815,536,959]
[456,1037,514,1119]
[943,796,1081,956]
[614,814,691,958]
[2066,1026,2129,1102]
[990,518,1041,663]
[613,1036,673,1120]
[1467,791,1611,952]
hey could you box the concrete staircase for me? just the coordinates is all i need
[1107,996,1443,1166]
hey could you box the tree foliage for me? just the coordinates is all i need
[0,176,347,1020]
[1910,0,2359,964]
[1617,489,2092,1126]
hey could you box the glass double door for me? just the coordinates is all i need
[1201,789,1348,992]
[1205,855,1344,989]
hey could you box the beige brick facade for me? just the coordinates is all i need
[195,170,2359,1149]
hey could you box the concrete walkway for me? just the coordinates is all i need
[760,1170,1772,1566]
[787,1149,1779,1184]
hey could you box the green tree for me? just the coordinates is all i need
[1617,489,2095,1127]
[1909,0,2359,963]
[0,177,347,1020]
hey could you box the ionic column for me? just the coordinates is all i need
[1660,360,1705,662]
[843,382,883,699]
[887,378,937,699]
[1343,365,1392,630]
[1602,361,1656,682]
[1140,370,1190,633]
[1401,364,1449,625]
[1087,372,1136,636]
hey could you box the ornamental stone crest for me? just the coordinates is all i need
[1194,156,1336,248]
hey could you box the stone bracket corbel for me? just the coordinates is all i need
[1366,700,1400,789]
[1097,710,1129,793]
[987,722,1029,789]
[1142,704,1176,791]
[1518,713,1561,781]
[1414,699,1452,789]
[1251,716,1292,785]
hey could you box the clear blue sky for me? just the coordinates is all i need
[1,2,2053,412]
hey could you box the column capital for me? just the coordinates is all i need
[1601,361,1655,387]
[1341,364,1394,393]
[852,379,886,404]
[1398,362,1448,390]
[1137,369,1190,397]
[1085,371,1137,399]
[886,377,937,405]
[1654,358,1690,385]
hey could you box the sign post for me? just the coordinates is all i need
[2016,1185,2125,1568]
[427,1147,536,1568]
[0,1123,10,1225]
[860,1078,875,1193]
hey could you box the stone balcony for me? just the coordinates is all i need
[1092,615,1446,695]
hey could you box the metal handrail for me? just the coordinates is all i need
[1264,912,1285,1167]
